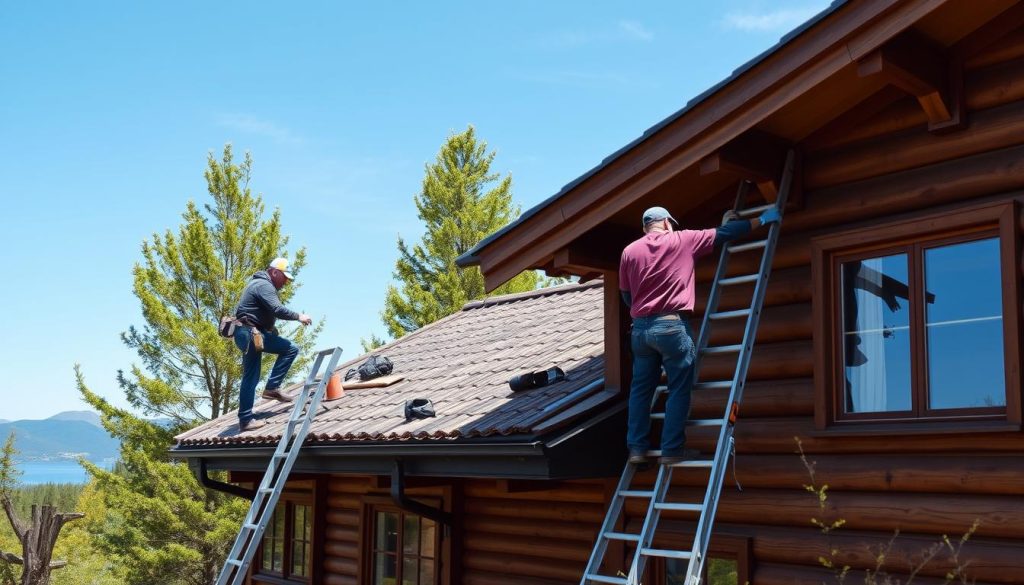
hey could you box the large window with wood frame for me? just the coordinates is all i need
[254,488,315,583]
[650,535,751,585]
[812,201,1022,428]
[367,505,439,585]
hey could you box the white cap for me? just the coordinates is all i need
[268,257,293,280]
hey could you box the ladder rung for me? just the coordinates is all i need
[604,531,641,542]
[259,487,274,494]
[226,560,243,567]
[719,273,759,285]
[655,384,669,394]
[665,459,713,468]
[655,502,704,513]
[737,203,774,218]
[584,574,628,585]
[650,412,665,420]
[709,308,752,320]
[729,239,768,253]
[642,548,693,560]
[694,380,732,390]
[687,418,725,427]
[702,344,742,354]
[273,452,287,459]
[242,523,258,531]
[619,489,655,498]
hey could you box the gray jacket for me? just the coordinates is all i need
[234,271,299,332]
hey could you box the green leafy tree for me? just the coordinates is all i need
[75,145,316,584]
[381,126,540,338]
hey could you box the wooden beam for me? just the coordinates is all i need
[698,130,789,202]
[603,274,628,394]
[552,245,617,276]
[857,30,964,132]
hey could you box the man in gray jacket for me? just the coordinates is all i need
[233,257,312,431]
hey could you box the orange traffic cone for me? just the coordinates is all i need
[325,370,345,401]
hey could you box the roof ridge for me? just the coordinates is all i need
[461,279,603,311]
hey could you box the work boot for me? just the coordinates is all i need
[628,449,650,465]
[261,388,295,403]
[239,418,267,432]
[659,448,700,466]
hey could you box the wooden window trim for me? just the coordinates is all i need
[252,484,317,584]
[648,534,752,584]
[811,200,1022,431]
[360,495,445,585]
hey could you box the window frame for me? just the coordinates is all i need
[252,483,316,584]
[648,534,752,585]
[361,496,443,585]
[811,200,1022,430]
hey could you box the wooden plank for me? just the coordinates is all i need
[338,374,403,389]
[806,98,1024,190]
[691,378,814,419]
[603,273,627,393]
[857,30,957,125]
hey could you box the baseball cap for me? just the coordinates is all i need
[269,257,294,280]
[642,206,678,227]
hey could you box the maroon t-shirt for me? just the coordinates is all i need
[619,228,717,318]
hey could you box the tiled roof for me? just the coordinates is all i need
[174,281,608,448]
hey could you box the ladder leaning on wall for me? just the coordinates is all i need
[215,346,344,585]
[581,150,795,585]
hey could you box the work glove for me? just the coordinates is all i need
[758,207,782,225]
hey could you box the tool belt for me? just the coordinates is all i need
[218,315,259,339]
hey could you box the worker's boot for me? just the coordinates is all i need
[262,388,295,403]
[239,418,267,432]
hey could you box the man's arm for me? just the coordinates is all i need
[715,207,781,244]
[620,290,632,308]
[255,282,305,321]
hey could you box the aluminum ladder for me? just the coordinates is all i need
[581,150,794,585]
[215,346,343,585]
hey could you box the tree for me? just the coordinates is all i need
[381,126,540,338]
[0,434,85,585]
[75,145,315,583]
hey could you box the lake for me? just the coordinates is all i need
[16,460,115,485]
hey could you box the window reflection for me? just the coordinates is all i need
[841,255,913,413]
[925,238,1004,409]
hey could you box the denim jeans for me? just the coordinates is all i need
[627,314,697,457]
[233,326,299,424]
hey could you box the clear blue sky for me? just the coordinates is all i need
[0,1,829,421]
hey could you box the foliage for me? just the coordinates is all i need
[74,145,313,583]
[360,334,387,353]
[795,437,978,584]
[0,435,18,498]
[380,126,541,339]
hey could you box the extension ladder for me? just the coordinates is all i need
[581,150,795,585]
[215,346,344,585]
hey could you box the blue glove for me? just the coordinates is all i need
[758,207,781,225]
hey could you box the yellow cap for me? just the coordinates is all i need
[269,257,293,280]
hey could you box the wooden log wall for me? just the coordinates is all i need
[665,29,1024,585]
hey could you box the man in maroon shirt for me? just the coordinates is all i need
[619,205,779,465]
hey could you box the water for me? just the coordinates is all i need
[16,460,115,485]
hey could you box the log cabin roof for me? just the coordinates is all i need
[173,281,608,449]
[455,0,1022,291]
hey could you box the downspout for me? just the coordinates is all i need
[390,459,452,525]
[196,458,255,500]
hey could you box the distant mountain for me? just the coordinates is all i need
[1,419,119,462]
[47,410,102,428]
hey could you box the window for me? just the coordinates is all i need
[255,490,315,582]
[650,535,751,585]
[368,506,439,585]
[664,557,738,585]
[812,201,1022,428]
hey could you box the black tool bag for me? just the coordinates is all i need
[345,355,394,381]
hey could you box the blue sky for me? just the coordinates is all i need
[0,0,829,421]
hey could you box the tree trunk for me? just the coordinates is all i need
[0,495,84,585]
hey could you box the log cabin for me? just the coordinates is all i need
[173,1,1024,583]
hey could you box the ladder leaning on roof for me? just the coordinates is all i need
[580,150,795,585]
[215,346,344,585]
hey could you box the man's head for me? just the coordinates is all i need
[642,206,678,233]
[267,257,293,290]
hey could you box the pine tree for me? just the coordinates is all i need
[381,126,539,338]
[75,145,315,584]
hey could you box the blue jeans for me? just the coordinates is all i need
[627,314,697,457]
[234,327,299,424]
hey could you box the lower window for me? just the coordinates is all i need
[663,557,738,585]
[369,506,439,585]
[256,492,314,582]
